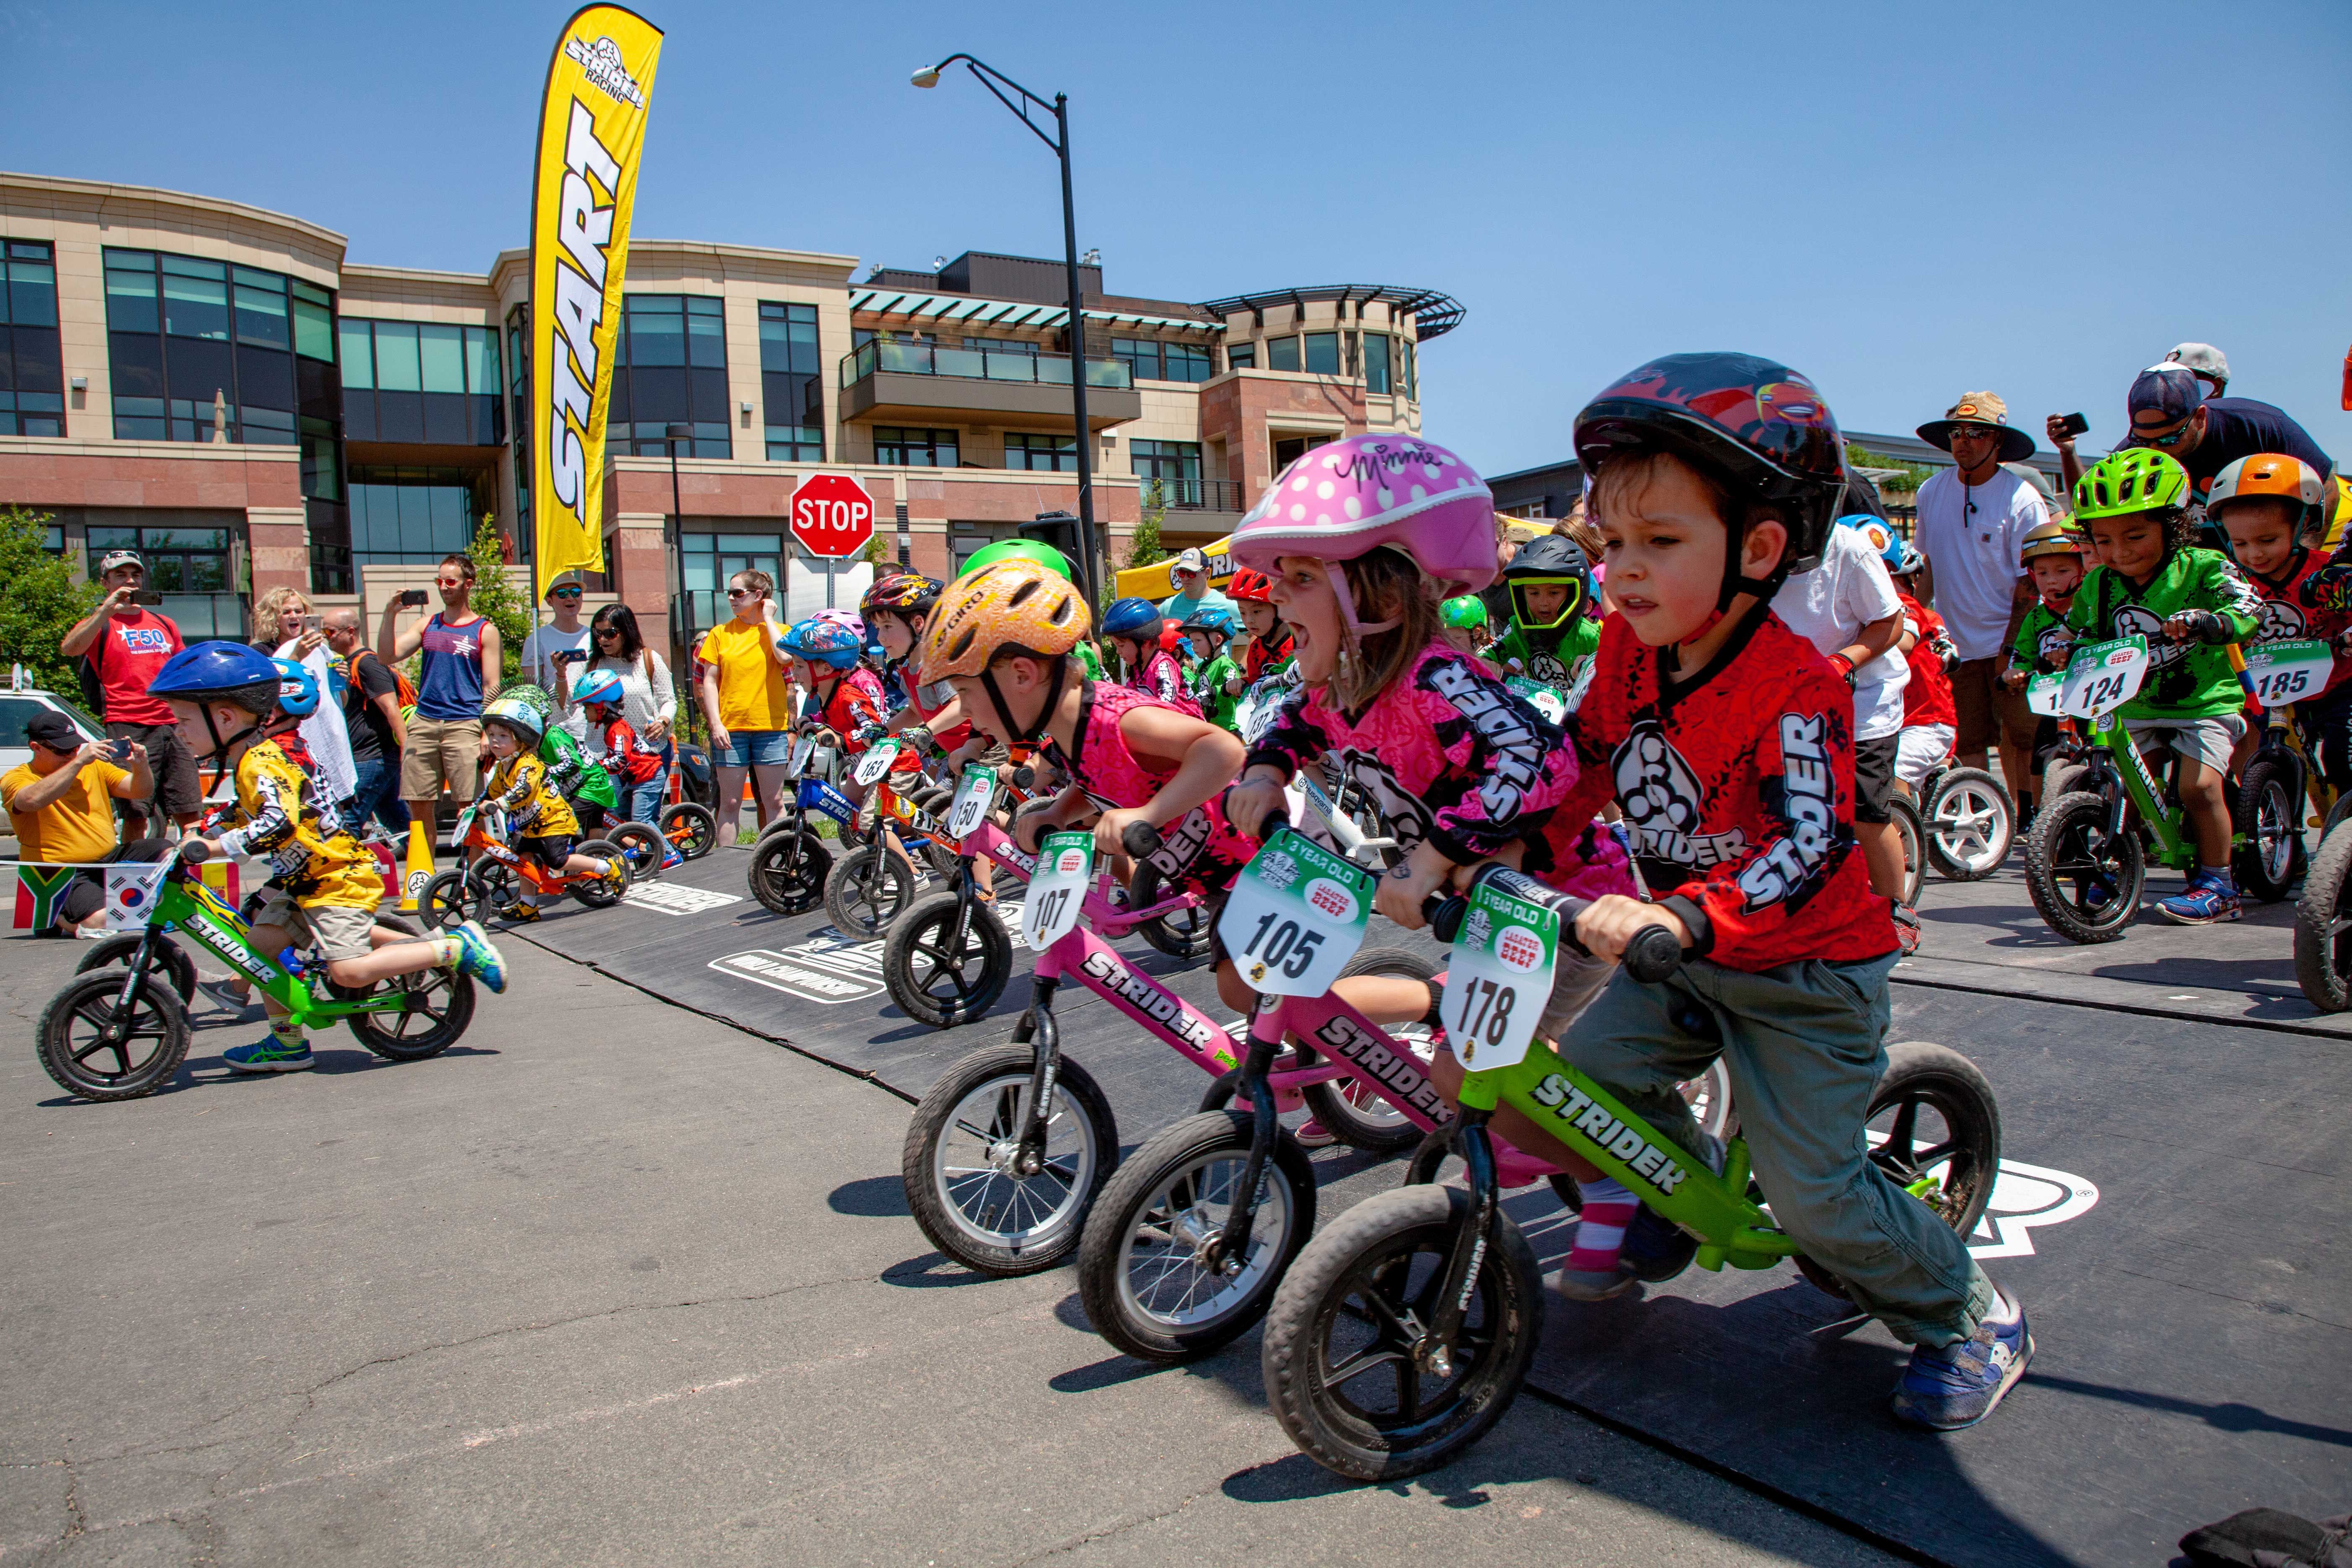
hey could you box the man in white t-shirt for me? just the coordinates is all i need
[518,572,595,746]
[1772,514,1915,942]
[1912,392,2049,817]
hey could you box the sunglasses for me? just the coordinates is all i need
[550,588,583,600]
[1947,425,2000,443]
[726,587,759,599]
[2134,420,2192,448]
[595,626,623,637]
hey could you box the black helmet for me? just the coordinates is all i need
[1500,534,1591,631]
[1573,352,1849,609]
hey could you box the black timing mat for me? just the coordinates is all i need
[513,846,2352,1568]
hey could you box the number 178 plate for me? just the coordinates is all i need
[1216,828,1372,997]
[1440,875,1560,1071]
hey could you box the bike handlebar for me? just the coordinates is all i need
[178,838,211,864]
[1422,869,1683,985]
[1122,819,1164,858]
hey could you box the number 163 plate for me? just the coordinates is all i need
[1441,877,1560,1071]
[1217,828,1371,997]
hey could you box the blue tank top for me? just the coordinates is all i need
[417,613,487,721]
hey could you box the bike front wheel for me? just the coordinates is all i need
[747,828,829,916]
[418,868,479,930]
[1129,863,1214,961]
[1887,792,1926,907]
[2233,754,2303,904]
[1924,766,2014,881]
[38,971,192,1102]
[1263,1184,1542,1482]
[75,933,198,1004]
[825,842,914,938]
[882,888,1011,1028]
[2294,821,2352,1011]
[1077,1111,1318,1363]
[2025,790,2144,942]
[901,1041,1118,1276]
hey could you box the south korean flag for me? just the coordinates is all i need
[103,861,171,931]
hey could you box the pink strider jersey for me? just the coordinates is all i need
[1040,679,1255,899]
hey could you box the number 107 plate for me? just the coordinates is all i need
[1216,828,1372,997]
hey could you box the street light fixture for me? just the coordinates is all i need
[910,52,1105,607]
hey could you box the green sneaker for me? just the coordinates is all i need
[224,1035,314,1073]
[451,919,508,994]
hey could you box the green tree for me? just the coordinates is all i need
[0,505,100,694]
[464,513,536,689]
[1846,442,1934,495]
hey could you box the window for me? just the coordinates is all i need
[612,294,730,456]
[338,319,502,445]
[874,427,958,467]
[346,465,489,566]
[1362,332,1393,395]
[1402,338,1416,400]
[1114,336,1212,384]
[1112,338,1157,382]
[759,301,823,462]
[0,239,64,436]
[681,531,784,637]
[1163,342,1212,382]
[1266,336,1300,373]
[1132,438,1202,506]
[86,523,231,595]
[1005,433,1077,472]
[102,248,333,447]
[1304,333,1340,377]
[1225,342,1255,372]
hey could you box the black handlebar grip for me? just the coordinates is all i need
[1122,820,1164,858]
[1259,807,1289,841]
[179,838,211,864]
[1622,924,1683,985]
[1010,766,1035,790]
[1424,892,1467,944]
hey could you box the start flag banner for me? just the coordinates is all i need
[528,4,663,596]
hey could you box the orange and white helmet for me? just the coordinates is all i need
[918,559,1091,739]
[2209,452,2326,533]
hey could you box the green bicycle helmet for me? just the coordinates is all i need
[2074,448,2190,521]
[1440,594,1489,630]
[959,538,1073,583]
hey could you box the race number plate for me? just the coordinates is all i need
[2032,636,2148,718]
[1216,827,1372,997]
[1440,874,1560,1071]
[452,804,478,841]
[2244,639,2333,707]
[852,739,901,786]
[1021,831,1093,949]
[945,765,995,841]
[789,736,815,777]
[1505,676,1568,725]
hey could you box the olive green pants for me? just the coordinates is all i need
[1558,951,1992,1347]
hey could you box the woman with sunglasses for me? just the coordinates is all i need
[696,568,795,842]
[521,571,597,748]
[582,603,678,823]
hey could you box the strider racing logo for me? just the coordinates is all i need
[1529,1073,1688,1193]
[1424,660,1547,822]
[564,34,646,106]
[1310,1015,1449,1125]
[1078,950,1233,1065]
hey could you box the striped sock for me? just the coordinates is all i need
[1565,1178,1639,1276]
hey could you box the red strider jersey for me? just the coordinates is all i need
[1896,592,1958,730]
[2251,547,2352,699]
[1554,613,1897,970]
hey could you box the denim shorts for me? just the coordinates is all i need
[717,730,794,768]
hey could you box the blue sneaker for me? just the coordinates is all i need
[224,1035,314,1073]
[451,919,508,994]
[1621,1204,1699,1283]
[2156,872,2240,926]
[1891,1292,2033,1430]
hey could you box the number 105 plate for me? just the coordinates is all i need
[1217,827,1372,997]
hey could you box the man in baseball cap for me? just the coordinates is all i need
[1,709,161,935]
[2164,343,2230,400]
[1158,543,1233,624]
[57,545,202,838]
[2112,363,2339,547]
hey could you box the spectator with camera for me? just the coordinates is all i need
[377,552,501,836]
[520,570,596,746]
[1,712,159,936]
[57,549,200,837]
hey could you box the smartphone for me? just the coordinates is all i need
[301,614,322,633]
[130,590,163,607]
[400,588,430,607]
[2058,412,2090,439]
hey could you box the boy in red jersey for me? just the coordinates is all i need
[2215,454,2352,799]
[1432,354,2024,1431]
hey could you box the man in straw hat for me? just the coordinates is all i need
[1912,392,2050,823]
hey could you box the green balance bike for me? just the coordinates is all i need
[1259,869,2000,1481]
[36,843,476,1103]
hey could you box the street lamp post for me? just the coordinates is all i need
[913,54,1104,606]
[664,420,691,652]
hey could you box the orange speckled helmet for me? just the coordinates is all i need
[918,560,1091,739]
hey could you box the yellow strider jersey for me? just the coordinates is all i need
[217,738,383,910]
[485,752,580,841]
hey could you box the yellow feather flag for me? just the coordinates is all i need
[529,5,663,597]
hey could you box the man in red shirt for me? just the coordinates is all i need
[58,549,201,835]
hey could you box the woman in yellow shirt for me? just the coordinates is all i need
[694,567,795,842]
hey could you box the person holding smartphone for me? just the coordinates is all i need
[519,570,596,748]
[57,549,201,837]
[1,712,160,936]
[378,553,501,842]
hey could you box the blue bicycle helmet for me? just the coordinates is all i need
[1837,513,1919,577]
[1179,605,1240,639]
[780,617,864,670]
[482,694,546,744]
[149,641,284,761]
[575,670,627,708]
[272,659,320,717]
[1101,597,1164,640]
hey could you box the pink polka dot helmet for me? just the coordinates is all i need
[1228,435,1497,637]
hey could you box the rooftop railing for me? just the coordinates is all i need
[841,340,1131,391]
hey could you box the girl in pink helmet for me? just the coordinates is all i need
[1220,435,1638,1287]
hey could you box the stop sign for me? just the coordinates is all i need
[790,473,876,558]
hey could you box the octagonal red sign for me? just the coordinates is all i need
[790,473,876,559]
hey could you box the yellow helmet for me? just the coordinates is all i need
[919,560,1091,683]
[2018,519,2088,565]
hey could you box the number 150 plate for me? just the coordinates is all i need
[1217,828,1371,997]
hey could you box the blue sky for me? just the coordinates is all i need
[5,0,2348,475]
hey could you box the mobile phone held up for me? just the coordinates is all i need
[400,589,430,607]
[129,590,164,607]
[2058,412,2090,439]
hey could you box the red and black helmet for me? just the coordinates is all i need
[1573,352,1850,608]
[1226,567,1275,603]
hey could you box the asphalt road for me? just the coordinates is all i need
[0,933,1900,1568]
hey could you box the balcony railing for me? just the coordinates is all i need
[841,340,1132,391]
[1137,477,1244,513]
